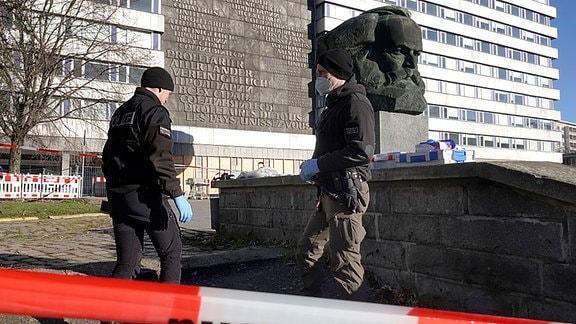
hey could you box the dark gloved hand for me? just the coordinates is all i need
[174,195,193,223]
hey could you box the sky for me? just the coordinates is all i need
[551,0,576,123]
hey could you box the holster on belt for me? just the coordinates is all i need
[314,169,366,213]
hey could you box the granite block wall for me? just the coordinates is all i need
[212,161,576,322]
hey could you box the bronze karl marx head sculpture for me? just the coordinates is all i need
[317,6,426,115]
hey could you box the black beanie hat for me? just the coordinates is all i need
[317,48,354,80]
[141,67,174,91]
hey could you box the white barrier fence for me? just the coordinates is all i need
[0,173,82,199]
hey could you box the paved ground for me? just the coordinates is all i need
[178,197,214,231]
[0,199,287,276]
[0,199,393,323]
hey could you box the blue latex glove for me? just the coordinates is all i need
[174,195,193,223]
[299,159,320,182]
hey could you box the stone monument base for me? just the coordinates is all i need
[374,111,428,154]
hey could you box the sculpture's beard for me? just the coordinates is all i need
[356,59,427,115]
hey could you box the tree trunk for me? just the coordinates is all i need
[8,135,24,174]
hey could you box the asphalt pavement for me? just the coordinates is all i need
[0,198,287,274]
[178,197,214,231]
[0,198,289,323]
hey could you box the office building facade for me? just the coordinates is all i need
[558,121,576,165]
[314,0,561,162]
[1,0,563,189]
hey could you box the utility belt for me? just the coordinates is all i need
[313,169,367,213]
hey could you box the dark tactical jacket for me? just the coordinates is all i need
[313,75,376,182]
[102,87,183,221]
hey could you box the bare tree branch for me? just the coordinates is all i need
[0,0,153,172]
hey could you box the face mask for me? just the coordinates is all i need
[315,77,333,95]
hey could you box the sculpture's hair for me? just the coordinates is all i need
[316,6,410,55]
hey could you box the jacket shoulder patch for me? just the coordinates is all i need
[159,126,171,138]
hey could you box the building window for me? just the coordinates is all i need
[111,26,118,43]
[482,112,494,124]
[131,0,152,12]
[421,53,439,66]
[494,22,505,34]
[461,61,475,73]
[465,134,478,146]
[426,3,437,16]
[513,139,525,150]
[463,13,473,26]
[85,62,110,81]
[478,65,492,77]
[463,38,474,50]
[129,66,146,84]
[495,0,505,11]
[63,59,73,76]
[476,17,489,30]
[481,136,495,147]
[496,114,509,126]
[497,92,509,103]
[428,105,440,118]
[119,66,127,82]
[445,82,459,95]
[480,41,490,53]
[498,137,510,149]
[444,8,456,21]
[462,85,475,97]
[510,5,520,16]
[511,26,520,38]
[153,32,161,50]
[447,107,459,120]
[542,142,554,152]
[512,116,524,127]
[62,99,71,116]
[425,79,440,92]
[448,133,460,145]
[426,29,438,41]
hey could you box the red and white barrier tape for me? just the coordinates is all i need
[0,143,101,158]
[0,268,564,324]
[93,176,106,183]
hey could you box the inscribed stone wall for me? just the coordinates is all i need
[163,0,311,134]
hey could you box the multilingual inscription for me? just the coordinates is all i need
[164,0,311,133]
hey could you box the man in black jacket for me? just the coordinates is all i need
[102,67,192,284]
[297,48,376,299]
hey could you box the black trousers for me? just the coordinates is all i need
[111,200,182,284]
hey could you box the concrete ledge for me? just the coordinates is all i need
[182,246,288,269]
